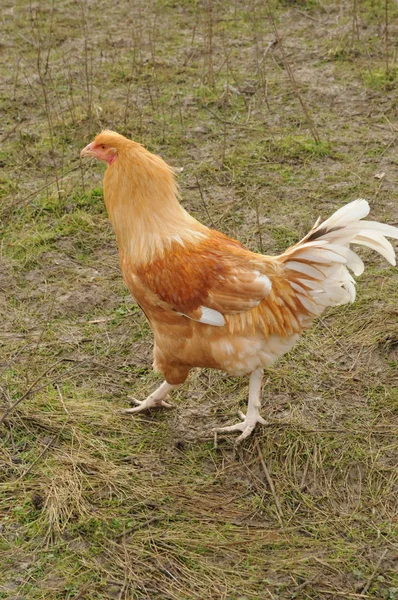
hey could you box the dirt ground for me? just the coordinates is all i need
[1,0,398,598]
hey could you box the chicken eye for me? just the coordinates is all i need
[101,145,105,149]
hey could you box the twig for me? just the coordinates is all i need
[264,0,320,144]
[203,105,260,130]
[79,0,93,133]
[254,193,264,253]
[22,361,90,400]
[380,134,398,157]
[0,359,88,425]
[360,549,388,595]
[115,515,167,541]
[16,420,68,481]
[0,121,22,143]
[195,174,216,228]
[318,591,368,598]
[16,32,39,48]
[0,358,65,426]
[70,583,91,600]
[0,164,83,220]
[34,0,61,197]
[318,317,352,359]
[300,454,310,489]
[352,0,360,43]
[295,9,321,23]
[203,0,215,87]
[293,575,318,593]
[56,384,69,415]
[0,344,31,380]
[256,39,278,72]
[255,439,283,521]
[26,294,56,376]
[385,0,389,75]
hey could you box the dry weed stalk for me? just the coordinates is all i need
[0,358,89,426]
[195,174,216,228]
[30,0,62,197]
[352,0,360,42]
[255,440,283,521]
[384,0,389,75]
[254,192,264,253]
[79,0,94,134]
[203,0,215,87]
[148,11,162,129]
[265,0,320,144]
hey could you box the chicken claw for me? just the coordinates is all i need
[213,368,267,444]
[122,381,178,415]
[124,397,173,414]
[213,411,267,444]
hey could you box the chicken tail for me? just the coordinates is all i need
[280,199,398,318]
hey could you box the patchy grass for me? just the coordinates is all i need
[1,0,398,599]
[362,66,398,91]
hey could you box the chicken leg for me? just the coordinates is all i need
[124,381,178,414]
[213,367,267,444]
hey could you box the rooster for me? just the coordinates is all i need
[81,131,398,443]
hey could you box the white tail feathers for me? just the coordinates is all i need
[282,199,398,318]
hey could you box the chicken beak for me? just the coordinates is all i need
[80,142,95,158]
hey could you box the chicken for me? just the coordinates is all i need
[81,130,398,443]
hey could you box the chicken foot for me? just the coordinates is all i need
[213,367,267,444]
[124,381,178,414]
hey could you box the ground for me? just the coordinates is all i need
[1,0,398,598]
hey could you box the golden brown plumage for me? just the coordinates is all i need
[81,131,398,442]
